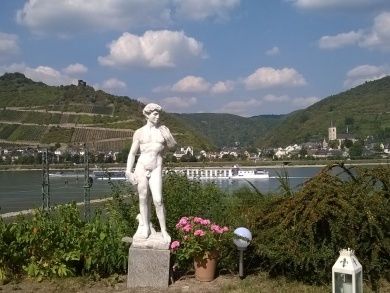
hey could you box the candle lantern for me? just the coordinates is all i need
[332,248,362,293]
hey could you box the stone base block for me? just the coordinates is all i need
[127,245,170,289]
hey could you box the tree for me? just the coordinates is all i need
[349,142,363,158]
[328,140,339,149]
[343,139,353,149]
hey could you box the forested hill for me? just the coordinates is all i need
[258,76,390,147]
[174,113,284,147]
[0,72,212,151]
[2,72,389,150]
[175,76,390,148]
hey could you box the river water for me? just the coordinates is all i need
[0,166,324,214]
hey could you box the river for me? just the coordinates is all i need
[0,166,325,214]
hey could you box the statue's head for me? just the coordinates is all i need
[143,103,162,117]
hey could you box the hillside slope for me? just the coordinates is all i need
[174,113,284,148]
[0,73,213,151]
[258,76,390,146]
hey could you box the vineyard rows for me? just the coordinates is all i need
[40,127,74,143]
[92,105,113,115]
[71,128,133,142]
[88,139,131,152]
[0,124,18,139]
[0,110,24,122]
[8,125,47,141]
[59,114,70,124]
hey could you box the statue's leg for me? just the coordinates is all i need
[137,175,151,239]
[149,169,171,244]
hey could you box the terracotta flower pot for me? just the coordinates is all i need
[194,251,218,282]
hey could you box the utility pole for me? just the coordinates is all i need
[41,148,50,210]
[83,144,92,220]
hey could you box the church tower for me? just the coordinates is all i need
[328,121,337,141]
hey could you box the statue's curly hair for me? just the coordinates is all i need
[143,103,162,116]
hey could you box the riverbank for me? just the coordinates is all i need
[0,158,389,172]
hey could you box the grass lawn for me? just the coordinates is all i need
[1,273,388,292]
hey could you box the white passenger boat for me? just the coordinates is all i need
[172,165,269,180]
[49,171,80,178]
[93,170,126,180]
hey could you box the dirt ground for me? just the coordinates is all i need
[0,274,240,293]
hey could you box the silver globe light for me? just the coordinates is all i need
[233,227,252,279]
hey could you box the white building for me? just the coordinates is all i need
[173,146,194,159]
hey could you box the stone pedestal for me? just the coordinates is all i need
[127,245,170,289]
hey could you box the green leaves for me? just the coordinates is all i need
[0,202,129,280]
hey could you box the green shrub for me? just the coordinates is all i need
[1,201,131,280]
[0,165,388,289]
[163,172,229,236]
[249,164,390,290]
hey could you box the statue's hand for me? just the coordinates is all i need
[126,170,137,185]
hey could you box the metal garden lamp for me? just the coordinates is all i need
[332,248,363,293]
[233,227,252,279]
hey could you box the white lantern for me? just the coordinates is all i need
[332,248,363,293]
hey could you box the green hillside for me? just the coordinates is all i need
[0,73,213,151]
[2,72,389,150]
[175,113,284,147]
[259,76,390,147]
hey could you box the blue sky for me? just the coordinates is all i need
[1,0,390,116]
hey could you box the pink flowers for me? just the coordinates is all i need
[211,224,229,234]
[194,229,205,236]
[170,216,232,260]
[170,240,180,250]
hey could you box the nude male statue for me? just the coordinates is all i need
[125,103,176,244]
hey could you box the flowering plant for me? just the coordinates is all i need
[170,216,232,262]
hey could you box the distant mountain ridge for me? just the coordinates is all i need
[176,76,390,147]
[174,113,284,147]
[1,72,389,149]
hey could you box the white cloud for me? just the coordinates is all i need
[319,12,390,51]
[0,32,20,60]
[319,31,362,49]
[62,63,88,75]
[244,67,307,90]
[292,96,320,107]
[290,0,388,10]
[174,0,240,21]
[25,66,76,86]
[262,94,289,102]
[216,98,263,117]
[0,63,77,86]
[100,78,127,94]
[210,80,235,94]
[160,96,197,112]
[157,77,234,94]
[16,0,172,36]
[16,0,241,36]
[98,30,204,68]
[171,75,210,93]
[360,12,390,51]
[344,64,390,88]
[265,46,280,56]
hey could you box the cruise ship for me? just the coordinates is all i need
[93,170,126,180]
[172,165,269,180]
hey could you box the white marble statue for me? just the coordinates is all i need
[125,103,176,246]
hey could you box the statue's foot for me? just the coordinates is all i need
[136,226,151,239]
[161,231,171,244]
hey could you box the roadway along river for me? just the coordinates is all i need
[0,166,324,214]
